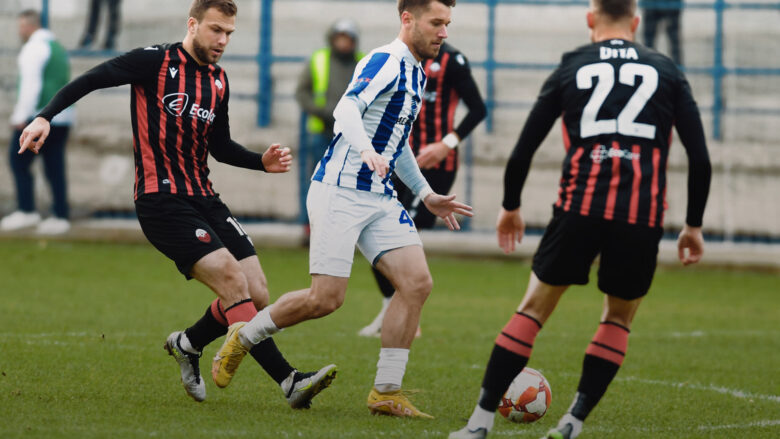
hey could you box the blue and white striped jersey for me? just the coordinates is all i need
[312,39,427,196]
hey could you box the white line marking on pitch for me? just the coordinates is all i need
[698,419,780,431]
[617,375,780,404]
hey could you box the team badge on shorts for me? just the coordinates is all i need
[195,228,212,243]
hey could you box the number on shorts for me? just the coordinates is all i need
[399,210,414,227]
[576,62,658,139]
[226,216,247,236]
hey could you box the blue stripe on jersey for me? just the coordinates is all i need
[356,59,408,191]
[348,53,391,96]
[312,133,341,182]
[383,65,421,194]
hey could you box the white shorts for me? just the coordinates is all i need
[307,181,422,277]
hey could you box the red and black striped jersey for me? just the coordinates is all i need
[411,43,486,172]
[39,43,264,200]
[503,39,711,228]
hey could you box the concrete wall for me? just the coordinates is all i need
[0,0,778,237]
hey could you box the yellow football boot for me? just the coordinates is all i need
[367,388,434,418]
[211,322,249,388]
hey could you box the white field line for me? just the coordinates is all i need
[697,419,780,431]
[615,375,780,404]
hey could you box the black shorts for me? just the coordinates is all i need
[135,193,256,278]
[532,208,664,300]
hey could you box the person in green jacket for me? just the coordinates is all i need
[295,18,362,201]
[3,9,74,235]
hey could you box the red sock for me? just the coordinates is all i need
[210,299,228,326]
[585,321,629,366]
[223,298,257,325]
[495,312,542,357]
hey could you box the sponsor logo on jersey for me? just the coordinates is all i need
[422,90,437,103]
[429,62,441,72]
[189,103,216,123]
[169,67,178,79]
[396,116,412,127]
[590,144,640,164]
[162,93,189,117]
[161,93,215,123]
[195,228,212,243]
[215,79,223,90]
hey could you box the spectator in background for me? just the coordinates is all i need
[78,0,122,50]
[642,0,682,64]
[295,18,363,190]
[2,9,73,235]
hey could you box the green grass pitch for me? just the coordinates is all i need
[0,239,778,438]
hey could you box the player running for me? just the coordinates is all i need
[19,0,336,407]
[360,41,487,338]
[210,0,472,418]
[449,0,711,437]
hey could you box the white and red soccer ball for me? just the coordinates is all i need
[497,367,552,423]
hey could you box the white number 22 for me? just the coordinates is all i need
[576,62,658,140]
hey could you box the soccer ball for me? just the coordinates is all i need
[497,367,552,423]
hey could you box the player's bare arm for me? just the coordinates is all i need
[415,140,452,169]
[18,116,51,155]
[422,193,473,231]
[677,224,704,266]
[261,143,293,173]
[496,207,525,254]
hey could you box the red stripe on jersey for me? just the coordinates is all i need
[158,51,177,194]
[173,50,194,196]
[579,143,602,216]
[562,147,584,212]
[603,141,621,220]
[134,85,158,195]
[561,117,571,152]
[434,52,449,143]
[628,144,642,224]
[648,148,661,227]
[185,67,202,196]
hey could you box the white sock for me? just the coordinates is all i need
[557,413,583,438]
[374,348,409,392]
[465,391,495,432]
[238,307,280,347]
[178,332,199,354]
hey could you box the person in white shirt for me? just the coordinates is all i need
[2,9,74,235]
[210,0,470,418]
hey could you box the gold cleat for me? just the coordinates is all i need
[367,388,434,419]
[211,322,250,388]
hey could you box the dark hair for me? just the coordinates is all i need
[397,0,456,17]
[18,9,41,25]
[189,0,238,22]
[593,0,636,21]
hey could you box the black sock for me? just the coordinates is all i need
[184,305,228,352]
[569,354,621,420]
[249,337,295,384]
[477,345,530,411]
[371,266,395,298]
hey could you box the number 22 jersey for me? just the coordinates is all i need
[503,38,710,228]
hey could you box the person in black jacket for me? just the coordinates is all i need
[20,0,336,409]
[449,0,710,437]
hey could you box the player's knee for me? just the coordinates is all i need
[306,288,345,318]
[398,271,433,301]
